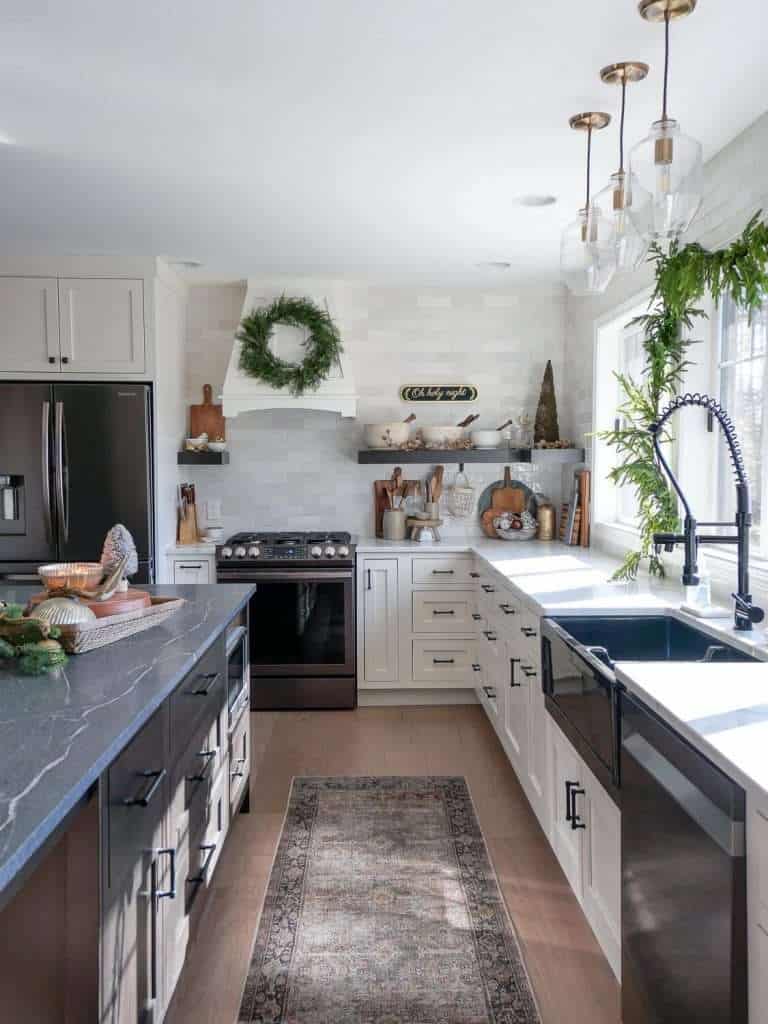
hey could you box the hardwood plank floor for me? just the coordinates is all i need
[166,706,620,1024]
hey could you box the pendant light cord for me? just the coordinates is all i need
[662,9,670,121]
[585,125,592,209]
[619,80,627,173]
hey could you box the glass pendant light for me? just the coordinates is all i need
[560,112,617,296]
[593,62,651,273]
[628,0,703,245]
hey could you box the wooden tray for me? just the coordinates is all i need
[57,596,186,654]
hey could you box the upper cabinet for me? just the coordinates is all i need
[59,278,145,374]
[0,277,60,373]
[0,273,147,377]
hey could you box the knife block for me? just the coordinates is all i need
[177,502,200,545]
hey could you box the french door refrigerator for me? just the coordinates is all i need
[0,383,154,582]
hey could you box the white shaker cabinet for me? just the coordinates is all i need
[580,761,621,976]
[550,722,585,900]
[0,277,60,373]
[503,641,529,778]
[361,558,399,683]
[59,278,145,374]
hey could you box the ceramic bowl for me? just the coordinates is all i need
[34,597,98,625]
[470,429,503,448]
[420,426,465,447]
[207,441,227,453]
[364,423,411,449]
[205,526,224,541]
[39,562,104,592]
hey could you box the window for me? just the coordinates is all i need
[716,293,768,546]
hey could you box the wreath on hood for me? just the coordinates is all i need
[237,295,343,396]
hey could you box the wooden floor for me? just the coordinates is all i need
[167,706,620,1024]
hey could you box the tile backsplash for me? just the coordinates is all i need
[183,278,569,539]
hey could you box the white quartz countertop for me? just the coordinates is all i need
[616,662,768,800]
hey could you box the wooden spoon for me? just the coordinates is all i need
[496,418,514,431]
[432,465,445,502]
[457,413,479,428]
[403,413,417,424]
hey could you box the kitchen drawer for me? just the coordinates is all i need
[169,638,226,758]
[412,590,478,633]
[171,558,211,584]
[485,586,521,631]
[169,699,226,858]
[412,638,478,685]
[229,706,250,815]
[517,611,541,665]
[187,763,230,910]
[106,703,169,890]
[411,554,474,585]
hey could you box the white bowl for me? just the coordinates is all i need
[421,426,465,446]
[364,423,411,449]
[207,441,227,453]
[470,429,503,448]
[204,526,224,541]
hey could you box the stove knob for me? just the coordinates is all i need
[221,546,233,559]
[234,545,247,558]
[247,545,260,558]
[310,545,323,558]
[337,545,350,557]
[324,545,336,558]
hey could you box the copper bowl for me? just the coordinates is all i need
[39,562,104,592]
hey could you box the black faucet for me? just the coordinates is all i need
[648,393,765,632]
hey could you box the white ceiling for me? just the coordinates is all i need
[1,1,767,284]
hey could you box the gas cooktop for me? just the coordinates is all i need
[217,531,354,566]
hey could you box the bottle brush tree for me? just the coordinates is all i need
[534,359,560,443]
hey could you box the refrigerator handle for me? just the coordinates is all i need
[41,401,53,542]
[54,401,69,543]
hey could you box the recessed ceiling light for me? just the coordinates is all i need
[515,194,558,208]
[476,261,512,271]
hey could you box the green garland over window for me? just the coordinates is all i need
[599,211,768,581]
[237,295,343,396]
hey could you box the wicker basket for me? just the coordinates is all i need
[57,596,186,654]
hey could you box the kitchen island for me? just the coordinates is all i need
[0,582,253,1022]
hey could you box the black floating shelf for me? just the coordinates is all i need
[357,447,584,465]
[177,450,230,466]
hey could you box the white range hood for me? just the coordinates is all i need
[221,281,358,418]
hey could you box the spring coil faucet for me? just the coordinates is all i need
[649,392,764,631]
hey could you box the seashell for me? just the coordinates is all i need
[33,598,97,626]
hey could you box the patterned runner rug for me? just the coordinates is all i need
[238,776,541,1024]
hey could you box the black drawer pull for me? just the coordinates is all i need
[469,571,480,579]
[231,758,247,779]
[499,603,516,615]
[189,671,219,696]
[570,786,586,830]
[482,685,496,700]
[483,630,497,642]
[565,780,576,822]
[522,666,537,678]
[520,626,537,638]
[433,657,456,664]
[432,569,455,575]
[188,749,216,783]
[510,658,521,687]
[48,356,57,364]
[481,584,496,593]
[472,663,482,672]
[123,768,166,808]
[472,613,482,621]
[178,563,203,570]
[188,842,217,885]
[432,609,456,615]
[156,847,176,899]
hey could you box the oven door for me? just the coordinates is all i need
[239,570,355,677]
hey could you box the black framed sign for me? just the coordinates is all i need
[399,385,478,403]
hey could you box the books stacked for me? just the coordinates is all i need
[559,469,591,547]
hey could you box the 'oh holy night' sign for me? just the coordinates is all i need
[399,385,478,403]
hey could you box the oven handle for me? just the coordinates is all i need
[217,570,353,582]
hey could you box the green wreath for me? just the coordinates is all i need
[237,295,343,396]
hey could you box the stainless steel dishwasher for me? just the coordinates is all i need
[620,691,747,1024]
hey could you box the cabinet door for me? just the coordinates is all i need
[581,769,621,978]
[172,558,212,584]
[503,641,528,777]
[59,278,145,373]
[0,277,60,372]
[477,628,504,733]
[362,558,398,683]
[527,683,550,830]
[550,725,584,898]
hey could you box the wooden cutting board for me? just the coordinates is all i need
[84,589,152,619]
[490,466,526,514]
[190,384,226,440]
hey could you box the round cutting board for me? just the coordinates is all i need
[83,589,152,619]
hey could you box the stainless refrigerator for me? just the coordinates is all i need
[0,383,154,582]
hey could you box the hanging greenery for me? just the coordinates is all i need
[237,295,343,396]
[599,211,768,581]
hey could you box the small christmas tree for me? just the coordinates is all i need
[534,360,560,443]
[101,524,138,587]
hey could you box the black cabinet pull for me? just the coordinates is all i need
[520,626,537,638]
[156,847,177,899]
[570,787,586,830]
[48,356,57,364]
[188,842,217,885]
[178,563,203,570]
[472,612,482,621]
[367,568,372,590]
[187,749,216,783]
[482,685,496,700]
[469,571,480,579]
[483,630,497,642]
[432,609,456,616]
[481,584,496,593]
[510,658,521,687]
[472,663,482,672]
[522,665,537,678]
[499,603,516,615]
[61,355,69,364]
[433,657,455,664]
[565,780,576,822]
[190,671,219,696]
[432,569,455,575]
[123,768,166,807]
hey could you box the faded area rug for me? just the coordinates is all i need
[238,776,541,1024]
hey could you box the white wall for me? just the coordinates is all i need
[561,111,768,452]
[181,280,568,540]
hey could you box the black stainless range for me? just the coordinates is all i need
[216,532,356,710]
